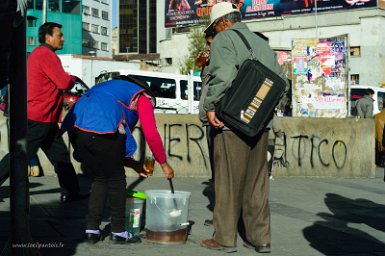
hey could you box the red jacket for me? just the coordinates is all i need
[27,45,76,123]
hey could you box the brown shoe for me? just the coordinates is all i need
[201,239,237,253]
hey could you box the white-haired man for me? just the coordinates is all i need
[201,2,289,253]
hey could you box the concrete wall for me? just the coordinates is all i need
[271,117,375,178]
[0,115,375,178]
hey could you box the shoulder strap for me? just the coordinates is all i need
[232,30,255,58]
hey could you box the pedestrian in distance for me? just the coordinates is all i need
[356,88,375,118]
[61,75,175,244]
[200,2,289,253]
[197,29,215,183]
[0,22,85,203]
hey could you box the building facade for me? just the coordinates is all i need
[118,0,157,54]
[82,0,112,57]
[157,2,385,86]
[26,0,82,55]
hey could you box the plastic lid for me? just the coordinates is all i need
[127,190,147,200]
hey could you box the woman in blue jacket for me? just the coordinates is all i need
[62,76,174,244]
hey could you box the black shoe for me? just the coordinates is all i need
[60,193,89,203]
[255,244,271,253]
[110,233,141,244]
[204,219,213,226]
[244,242,271,253]
[84,233,101,244]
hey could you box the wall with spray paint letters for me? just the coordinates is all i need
[0,115,375,178]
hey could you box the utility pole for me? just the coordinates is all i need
[0,1,31,255]
[42,0,47,23]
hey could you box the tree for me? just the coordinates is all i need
[179,27,206,75]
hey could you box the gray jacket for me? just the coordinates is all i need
[356,95,374,118]
[203,22,289,128]
[203,22,288,112]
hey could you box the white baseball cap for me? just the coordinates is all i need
[204,2,240,33]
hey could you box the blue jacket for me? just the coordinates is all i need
[63,79,154,157]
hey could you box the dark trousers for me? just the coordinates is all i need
[74,130,126,233]
[0,120,79,195]
[206,125,215,181]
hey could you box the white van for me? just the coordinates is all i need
[349,85,385,116]
[95,70,202,114]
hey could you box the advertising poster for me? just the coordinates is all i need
[292,35,348,118]
[165,0,377,28]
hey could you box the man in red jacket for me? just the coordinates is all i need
[0,22,84,203]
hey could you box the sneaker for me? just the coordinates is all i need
[201,239,237,253]
[110,233,141,244]
[84,233,101,244]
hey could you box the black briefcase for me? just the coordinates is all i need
[216,31,287,138]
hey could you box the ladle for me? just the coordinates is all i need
[168,179,182,217]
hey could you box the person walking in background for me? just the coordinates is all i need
[356,88,375,118]
[0,22,85,203]
[197,30,215,182]
[200,2,289,253]
[61,76,175,244]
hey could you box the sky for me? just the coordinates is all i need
[112,0,117,28]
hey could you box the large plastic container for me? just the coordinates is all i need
[145,190,191,244]
[125,197,145,235]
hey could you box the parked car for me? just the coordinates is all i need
[63,80,89,110]
[95,70,202,114]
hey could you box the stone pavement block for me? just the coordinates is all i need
[1,170,385,255]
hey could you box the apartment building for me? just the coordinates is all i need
[26,0,82,54]
[117,0,157,54]
[82,0,112,57]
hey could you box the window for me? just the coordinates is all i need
[101,42,108,51]
[165,58,172,65]
[27,36,35,45]
[101,26,108,36]
[92,8,99,17]
[82,39,90,47]
[350,46,360,56]
[63,0,80,14]
[91,24,99,34]
[83,5,90,15]
[130,75,176,99]
[102,11,109,20]
[27,18,37,27]
[92,40,99,49]
[350,74,359,85]
[378,92,385,112]
[82,22,90,31]
[180,80,202,100]
[49,0,60,12]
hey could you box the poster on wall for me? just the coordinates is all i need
[291,35,348,118]
[164,0,377,28]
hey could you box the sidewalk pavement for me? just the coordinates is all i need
[1,169,385,256]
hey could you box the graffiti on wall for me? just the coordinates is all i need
[272,132,347,169]
[132,122,208,167]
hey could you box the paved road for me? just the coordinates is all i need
[1,169,385,256]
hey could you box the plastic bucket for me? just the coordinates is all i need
[144,190,191,244]
[125,197,145,235]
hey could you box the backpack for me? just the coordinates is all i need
[215,30,287,138]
